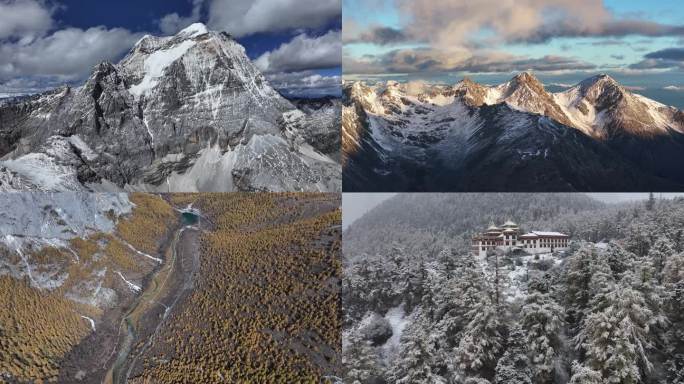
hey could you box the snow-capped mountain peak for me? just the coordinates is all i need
[575,74,625,105]
[453,77,489,106]
[490,72,575,128]
[511,71,544,88]
[554,74,684,138]
[453,73,684,139]
[0,24,340,192]
[345,74,684,141]
[177,22,209,38]
[119,24,285,110]
[579,73,619,89]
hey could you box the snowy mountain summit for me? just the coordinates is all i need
[0,23,340,192]
[343,73,684,192]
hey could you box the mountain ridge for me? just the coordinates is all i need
[343,73,684,191]
[359,72,684,139]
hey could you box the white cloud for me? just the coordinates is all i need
[548,82,573,88]
[624,85,646,91]
[255,30,341,73]
[0,76,61,96]
[0,0,53,40]
[346,0,684,75]
[159,0,205,35]
[343,47,596,75]
[398,0,606,48]
[265,70,340,97]
[0,27,142,81]
[0,0,141,94]
[392,0,684,48]
[664,85,684,91]
[207,0,340,37]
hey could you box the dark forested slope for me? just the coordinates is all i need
[343,195,684,384]
[343,193,603,260]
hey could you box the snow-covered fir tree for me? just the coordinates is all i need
[388,326,447,384]
[576,275,655,383]
[648,236,675,283]
[454,293,503,379]
[521,280,565,383]
[664,252,684,384]
[494,323,533,384]
[568,361,603,384]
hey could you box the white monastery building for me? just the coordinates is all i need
[471,220,570,257]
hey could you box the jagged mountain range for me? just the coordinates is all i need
[343,73,684,191]
[0,23,341,192]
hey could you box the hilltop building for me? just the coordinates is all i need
[471,221,569,257]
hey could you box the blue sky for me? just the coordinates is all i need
[0,0,341,97]
[54,0,196,32]
[343,0,684,106]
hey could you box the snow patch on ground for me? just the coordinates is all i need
[117,271,141,292]
[502,252,564,303]
[1,235,71,290]
[298,143,336,164]
[553,89,598,136]
[1,153,80,191]
[4,234,37,287]
[118,238,162,263]
[0,193,131,240]
[484,86,505,105]
[81,315,96,331]
[67,135,98,161]
[634,93,670,129]
[66,268,118,309]
[42,238,80,262]
[130,134,339,192]
[383,304,410,359]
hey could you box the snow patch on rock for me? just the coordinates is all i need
[117,271,141,292]
[129,40,196,99]
[177,23,208,38]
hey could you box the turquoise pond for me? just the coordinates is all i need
[181,211,199,225]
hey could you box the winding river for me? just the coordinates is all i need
[104,211,201,384]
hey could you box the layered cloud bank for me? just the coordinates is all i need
[0,0,141,92]
[344,0,684,75]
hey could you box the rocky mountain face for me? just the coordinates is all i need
[0,193,133,294]
[284,97,342,161]
[0,23,340,192]
[343,73,684,191]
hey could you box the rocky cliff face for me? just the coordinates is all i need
[0,23,340,192]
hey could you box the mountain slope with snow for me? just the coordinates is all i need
[343,74,684,191]
[0,23,340,192]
